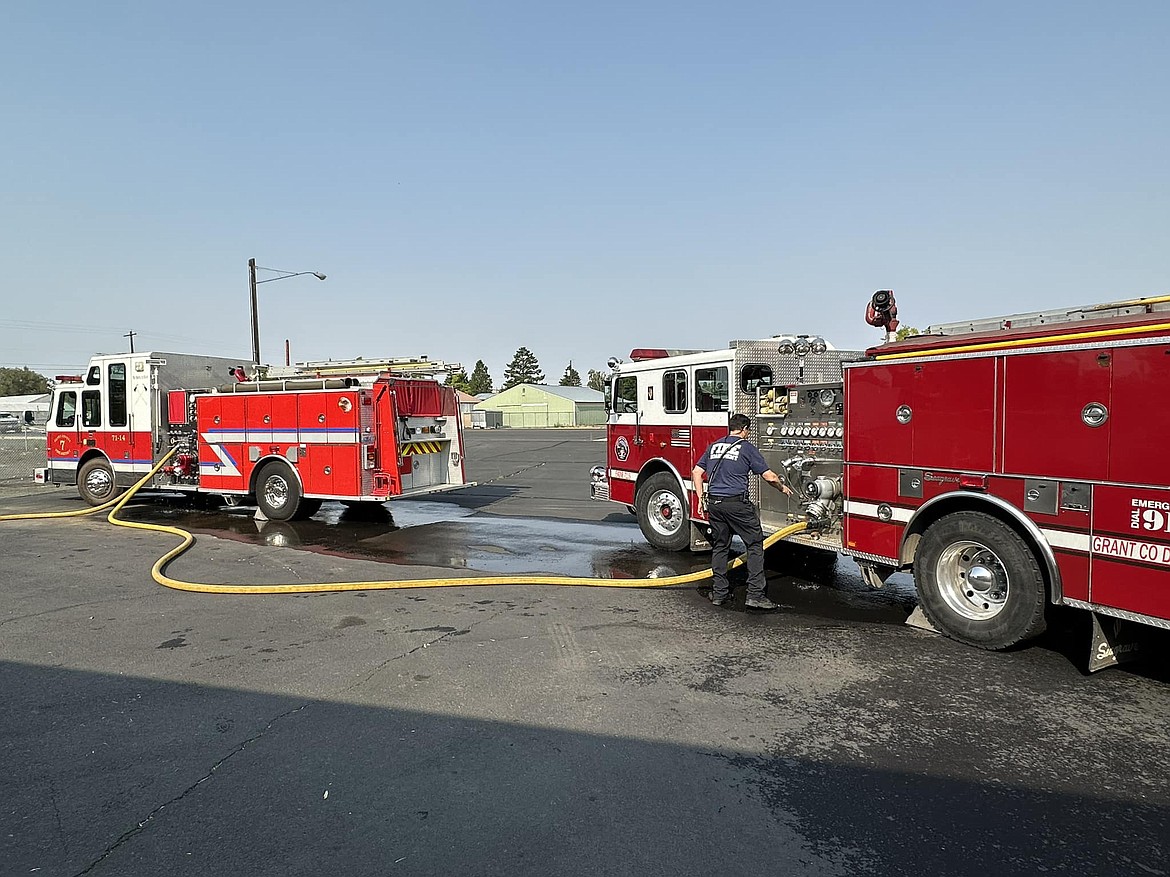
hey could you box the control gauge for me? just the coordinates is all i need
[817,388,837,408]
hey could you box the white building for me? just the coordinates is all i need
[0,394,51,425]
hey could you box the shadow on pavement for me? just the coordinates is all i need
[4,660,1167,877]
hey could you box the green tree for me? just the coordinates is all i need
[558,361,581,387]
[0,367,50,396]
[895,325,921,341]
[502,347,544,389]
[586,369,609,392]
[444,367,472,393]
[468,360,494,395]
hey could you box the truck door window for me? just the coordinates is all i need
[108,363,127,427]
[740,364,772,393]
[663,370,687,413]
[695,367,729,412]
[86,366,101,386]
[56,392,77,428]
[614,376,638,413]
[82,390,102,428]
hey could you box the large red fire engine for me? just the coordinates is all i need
[591,292,1170,660]
[37,352,467,520]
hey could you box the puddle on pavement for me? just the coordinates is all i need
[123,497,709,579]
[123,496,919,624]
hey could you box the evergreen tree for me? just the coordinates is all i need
[468,360,494,395]
[502,347,544,389]
[444,367,472,393]
[586,369,610,392]
[559,361,581,387]
[0,367,50,396]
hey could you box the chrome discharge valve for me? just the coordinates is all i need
[801,475,842,529]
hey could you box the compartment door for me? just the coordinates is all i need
[911,357,997,472]
[1002,350,1111,481]
[845,362,916,467]
[1109,344,1170,485]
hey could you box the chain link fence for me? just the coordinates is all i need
[0,429,47,485]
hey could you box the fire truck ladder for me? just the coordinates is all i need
[925,294,1170,336]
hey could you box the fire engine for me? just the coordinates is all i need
[37,351,467,520]
[591,291,1170,658]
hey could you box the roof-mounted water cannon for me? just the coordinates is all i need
[865,290,900,343]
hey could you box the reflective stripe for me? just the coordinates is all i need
[202,430,358,444]
[1039,528,1092,553]
[844,500,913,523]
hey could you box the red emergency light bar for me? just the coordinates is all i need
[628,348,705,361]
[55,375,83,383]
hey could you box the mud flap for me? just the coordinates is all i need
[858,560,896,589]
[1088,612,1148,673]
[690,521,711,552]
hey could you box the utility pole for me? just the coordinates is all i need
[124,330,137,353]
[249,258,260,365]
[249,258,326,366]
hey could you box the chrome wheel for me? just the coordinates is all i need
[647,488,684,537]
[934,540,1009,621]
[84,466,113,498]
[916,511,1047,650]
[262,473,291,512]
[635,472,690,552]
[77,457,124,506]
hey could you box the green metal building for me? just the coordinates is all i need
[474,384,606,427]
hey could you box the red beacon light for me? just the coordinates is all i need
[55,375,83,383]
[629,348,671,361]
[628,348,706,362]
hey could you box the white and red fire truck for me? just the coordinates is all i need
[38,351,467,520]
[591,292,1170,659]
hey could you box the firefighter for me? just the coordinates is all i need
[692,413,792,610]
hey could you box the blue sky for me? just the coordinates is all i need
[2,1,1167,385]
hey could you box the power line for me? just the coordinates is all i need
[0,318,241,350]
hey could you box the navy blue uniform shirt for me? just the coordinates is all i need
[697,435,770,497]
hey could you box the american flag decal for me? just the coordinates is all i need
[671,428,691,447]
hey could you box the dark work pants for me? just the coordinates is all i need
[708,495,766,600]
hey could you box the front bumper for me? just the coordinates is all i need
[589,465,610,501]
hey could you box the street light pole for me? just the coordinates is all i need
[249,258,260,364]
[248,259,327,366]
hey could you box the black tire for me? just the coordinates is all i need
[635,472,690,552]
[915,511,1047,650]
[77,457,124,506]
[254,462,303,522]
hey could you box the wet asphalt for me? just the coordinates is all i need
[1,427,1169,876]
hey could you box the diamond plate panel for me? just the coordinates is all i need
[729,342,864,507]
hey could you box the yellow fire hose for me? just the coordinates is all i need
[1,449,808,595]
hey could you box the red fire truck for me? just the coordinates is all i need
[591,292,1170,660]
[37,351,467,520]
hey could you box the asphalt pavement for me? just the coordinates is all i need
[2,428,1169,876]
